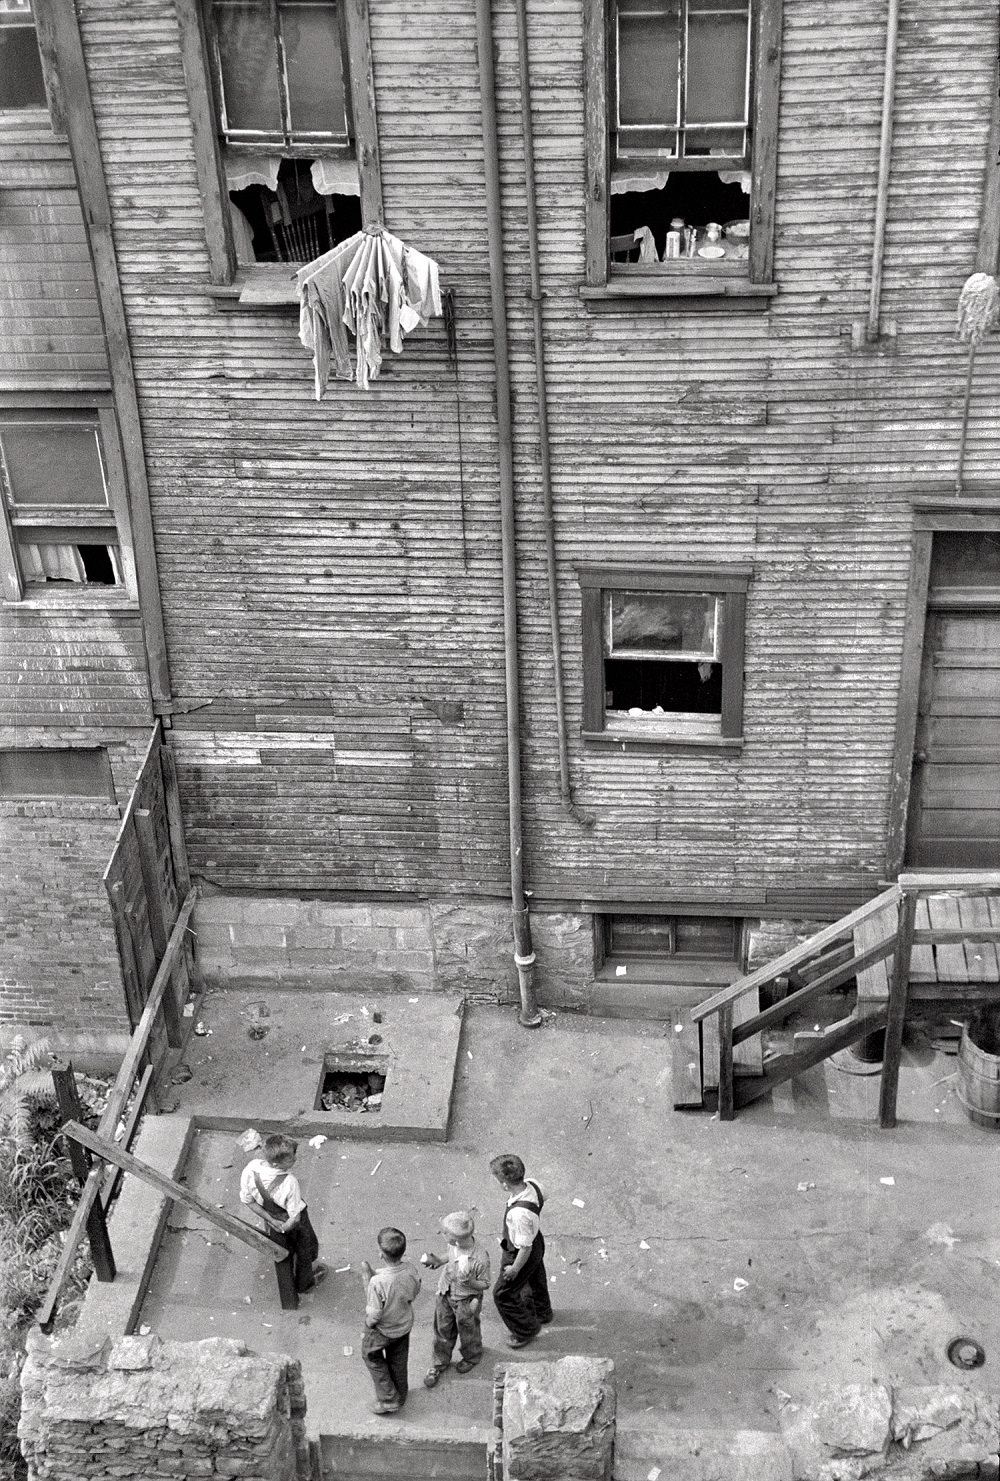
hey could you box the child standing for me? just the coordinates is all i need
[239,1133,327,1294]
[421,1209,491,1388]
[359,1227,422,1415]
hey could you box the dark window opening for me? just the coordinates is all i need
[18,539,120,587]
[605,657,722,714]
[610,174,749,265]
[607,913,740,960]
[230,157,361,263]
[0,747,112,800]
[0,2,46,111]
[78,544,117,584]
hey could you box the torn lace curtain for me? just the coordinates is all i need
[296,225,443,394]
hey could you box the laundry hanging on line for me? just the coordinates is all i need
[296,225,443,396]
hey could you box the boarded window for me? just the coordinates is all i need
[606,913,740,959]
[0,408,128,601]
[0,0,46,111]
[0,747,113,799]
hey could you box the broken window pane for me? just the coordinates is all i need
[0,0,46,111]
[282,0,348,137]
[0,423,107,506]
[229,156,360,262]
[606,591,718,658]
[604,656,722,714]
[18,540,120,586]
[212,0,283,136]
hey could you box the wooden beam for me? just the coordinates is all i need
[343,0,382,224]
[50,1060,116,1283]
[731,936,897,1045]
[975,58,1000,275]
[63,1122,287,1264]
[899,871,1000,893]
[879,892,917,1129]
[159,744,192,899]
[30,0,171,708]
[735,1006,889,1113]
[886,534,933,875]
[691,885,903,1021]
[174,0,235,284]
[718,1004,735,1121]
[97,890,197,1141]
[749,0,783,285]
[36,1167,105,1333]
[912,927,1000,945]
[582,0,608,286]
[101,1062,154,1212]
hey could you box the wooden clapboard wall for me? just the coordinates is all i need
[70,0,1000,906]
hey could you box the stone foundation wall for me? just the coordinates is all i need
[19,1332,308,1481]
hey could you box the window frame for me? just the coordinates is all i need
[176,0,382,287]
[0,0,65,130]
[0,745,116,802]
[583,0,783,299]
[0,399,137,605]
[578,563,750,745]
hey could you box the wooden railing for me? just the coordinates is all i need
[691,872,1000,1128]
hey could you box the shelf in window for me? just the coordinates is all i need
[581,729,743,750]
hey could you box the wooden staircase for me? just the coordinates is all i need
[685,872,1000,1126]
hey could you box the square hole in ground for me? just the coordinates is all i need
[314,1052,387,1112]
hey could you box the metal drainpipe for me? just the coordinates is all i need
[866,0,901,341]
[513,0,593,828]
[475,0,541,1027]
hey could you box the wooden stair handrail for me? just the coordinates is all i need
[898,870,1000,894]
[691,884,902,1023]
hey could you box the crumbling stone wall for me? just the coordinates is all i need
[18,1332,308,1481]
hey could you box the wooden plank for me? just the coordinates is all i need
[749,0,783,284]
[97,890,197,1142]
[718,1004,734,1121]
[134,810,169,962]
[160,743,192,899]
[913,927,1000,945]
[976,58,1000,275]
[879,893,916,1130]
[63,1122,287,1263]
[927,896,969,982]
[888,533,933,875]
[582,0,607,286]
[853,911,892,1000]
[174,0,235,285]
[737,1006,889,1113]
[719,589,746,739]
[732,988,762,1075]
[50,1060,115,1282]
[692,886,902,1021]
[899,872,1000,892]
[30,0,172,709]
[343,0,383,225]
[670,1012,703,1108]
[909,898,937,980]
[101,1062,154,1212]
[737,936,896,1040]
[701,1007,720,1091]
[958,897,997,981]
[36,1167,104,1333]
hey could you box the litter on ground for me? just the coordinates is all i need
[733,1278,749,1292]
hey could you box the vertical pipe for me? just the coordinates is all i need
[475,0,540,1026]
[514,0,590,825]
[866,0,901,341]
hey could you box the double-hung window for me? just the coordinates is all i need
[178,0,381,281]
[0,404,135,603]
[585,0,782,295]
[579,565,749,743]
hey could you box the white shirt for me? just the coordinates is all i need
[239,1158,305,1220]
[505,1177,544,1249]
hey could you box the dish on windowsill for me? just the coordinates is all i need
[697,244,726,260]
[724,219,750,239]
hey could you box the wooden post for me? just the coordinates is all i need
[879,890,917,1129]
[274,1252,300,1311]
[718,1005,735,1121]
[135,808,182,1049]
[159,744,192,898]
[50,1059,116,1283]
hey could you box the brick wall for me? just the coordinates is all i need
[19,1332,308,1481]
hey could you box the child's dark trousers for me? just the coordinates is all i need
[362,1328,410,1408]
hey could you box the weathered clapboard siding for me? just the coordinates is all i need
[70,0,1000,907]
[0,605,152,730]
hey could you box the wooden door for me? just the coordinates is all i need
[905,604,1000,866]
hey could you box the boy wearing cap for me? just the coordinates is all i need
[421,1209,491,1387]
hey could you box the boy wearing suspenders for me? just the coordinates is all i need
[490,1153,553,1347]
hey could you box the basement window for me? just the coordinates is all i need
[606,913,741,960]
[0,747,114,800]
[0,405,135,604]
[578,564,749,743]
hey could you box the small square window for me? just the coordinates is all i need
[0,405,134,603]
[579,565,749,742]
[0,747,114,800]
[0,0,47,112]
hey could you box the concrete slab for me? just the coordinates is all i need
[166,987,464,1141]
[136,1007,1000,1455]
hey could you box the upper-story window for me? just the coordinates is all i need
[0,0,46,110]
[0,404,136,603]
[584,0,782,297]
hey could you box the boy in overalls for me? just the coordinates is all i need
[490,1153,553,1347]
[239,1133,327,1293]
[421,1209,491,1387]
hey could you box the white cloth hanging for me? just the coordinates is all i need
[295,226,442,396]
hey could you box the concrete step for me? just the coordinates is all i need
[614,1420,791,1481]
[320,1432,487,1480]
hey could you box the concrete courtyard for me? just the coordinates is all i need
[133,997,1000,1455]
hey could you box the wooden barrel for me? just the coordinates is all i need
[957,1011,1000,1130]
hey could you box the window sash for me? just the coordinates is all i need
[207,0,352,147]
[609,0,751,167]
[0,417,109,510]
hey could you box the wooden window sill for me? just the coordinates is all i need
[580,278,777,310]
[581,729,743,751]
[206,266,300,309]
[595,958,740,986]
[2,594,139,613]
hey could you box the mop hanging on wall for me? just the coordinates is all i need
[296,225,443,396]
[955,272,1000,493]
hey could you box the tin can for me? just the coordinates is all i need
[684,227,697,257]
[664,230,681,258]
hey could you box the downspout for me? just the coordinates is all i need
[865,0,901,341]
[513,0,593,828]
[475,0,541,1026]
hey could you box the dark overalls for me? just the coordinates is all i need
[493,1178,553,1342]
[254,1170,320,1293]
